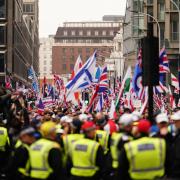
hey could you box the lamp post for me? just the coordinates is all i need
[170,0,180,96]
[130,10,161,53]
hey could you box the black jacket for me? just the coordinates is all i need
[168,130,180,178]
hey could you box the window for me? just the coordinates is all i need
[95,31,99,36]
[71,31,75,36]
[70,64,74,70]
[86,56,89,60]
[0,25,6,45]
[0,0,6,19]
[147,0,153,5]
[62,64,66,70]
[79,31,83,36]
[157,0,165,21]
[70,48,74,53]
[0,52,5,72]
[133,0,144,12]
[62,55,66,61]
[87,31,91,36]
[102,31,106,36]
[44,61,47,65]
[23,3,34,13]
[62,48,66,53]
[171,0,180,10]
[64,31,68,36]
[109,31,114,36]
[44,67,46,71]
[70,55,75,61]
[86,48,90,53]
[147,7,153,22]
[171,14,179,41]
[44,55,47,59]
[132,15,144,37]
[78,48,82,53]
[160,23,165,45]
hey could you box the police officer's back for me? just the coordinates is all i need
[69,121,106,180]
[7,126,36,180]
[29,121,65,180]
[118,119,168,180]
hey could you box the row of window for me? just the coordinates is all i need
[61,47,111,55]
[64,22,121,28]
[63,30,114,36]
[57,39,113,44]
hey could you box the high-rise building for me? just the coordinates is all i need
[52,16,123,77]
[123,0,179,74]
[39,35,54,81]
[0,0,39,86]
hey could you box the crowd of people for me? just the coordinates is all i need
[0,86,180,180]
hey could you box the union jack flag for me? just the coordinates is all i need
[98,66,108,93]
[159,47,170,73]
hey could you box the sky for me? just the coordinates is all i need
[39,0,126,37]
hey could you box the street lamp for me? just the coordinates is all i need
[170,0,180,75]
[129,10,161,53]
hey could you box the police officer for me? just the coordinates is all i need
[63,118,84,156]
[168,111,180,179]
[0,122,10,178]
[95,113,110,155]
[152,113,173,147]
[69,121,106,180]
[7,126,36,180]
[118,119,168,180]
[110,113,133,178]
[29,121,65,180]
[62,118,84,179]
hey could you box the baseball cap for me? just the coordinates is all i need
[79,114,88,122]
[60,116,73,123]
[118,113,133,126]
[20,126,35,136]
[81,121,96,132]
[138,119,151,134]
[171,111,180,121]
[132,111,141,122]
[156,113,169,123]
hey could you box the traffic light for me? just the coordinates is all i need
[141,36,159,86]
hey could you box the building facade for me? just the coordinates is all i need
[123,0,179,75]
[39,35,54,82]
[0,0,39,86]
[105,28,124,82]
[52,16,123,76]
